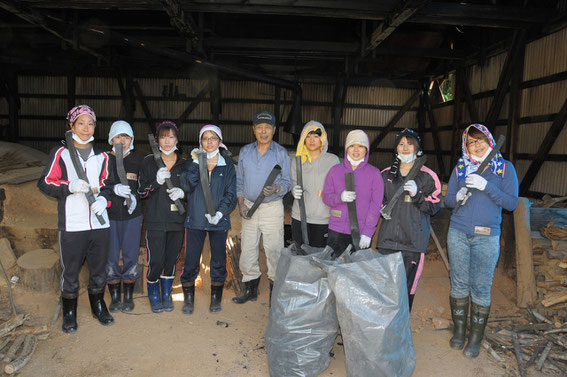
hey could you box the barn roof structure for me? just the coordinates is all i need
[1,0,567,196]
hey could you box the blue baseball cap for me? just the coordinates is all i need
[253,111,276,126]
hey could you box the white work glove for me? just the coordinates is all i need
[69,179,90,194]
[292,185,303,200]
[167,187,185,201]
[465,174,487,191]
[359,235,371,249]
[205,211,223,225]
[191,148,200,164]
[113,184,131,198]
[340,190,356,203]
[456,187,471,206]
[91,196,107,216]
[263,184,282,197]
[125,194,137,215]
[403,180,418,197]
[156,167,171,185]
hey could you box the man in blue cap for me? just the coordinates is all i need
[233,111,292,305]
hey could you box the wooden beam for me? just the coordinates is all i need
[519,96,567,195]
[461,74,479,123]
[450,69,463,167]
[485,30,527,133]
[424,88,446,180]
[369,89,421,152]
[115,71,135,124]
[506,42,524,165]
[209,70,221,124]
[332,73,348,154]
[132,81,156,134]
[365,0,431,55]
[417,81,426,137]
[273,87,281,143]
[175,84,209,128]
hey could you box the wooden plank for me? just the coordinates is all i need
[424,89,447,180]
[514,197,537,308]
[132,81,156,134]
[541,290,567,307]
[485,30,526,133]
[369,89,421,151]
[506,42,524,164]
[176,83,209,128]
[519,95,567,195]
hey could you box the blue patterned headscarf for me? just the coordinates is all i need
[456,124,505,181]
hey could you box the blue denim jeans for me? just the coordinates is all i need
[447,227,500,307]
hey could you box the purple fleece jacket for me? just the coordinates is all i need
[322,150,384,238]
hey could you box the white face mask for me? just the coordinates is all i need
[160,145,178,155]
[397,153,416,164]
[72,133,94,145]
[473,147,492,163]
[206,149,219,159]
[347,154,364,166]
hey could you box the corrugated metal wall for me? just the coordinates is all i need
[427,27,567,195]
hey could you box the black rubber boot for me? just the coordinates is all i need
[61,297,78,333]
[88,291,115,326]
[107,283,122,312]
[122,282,135,312]
[232,277,260,304]
[210,284,223,313]
[463,302,490,358]
[269,280,274,307]
[449,296,469,350]
[182,284,195,315]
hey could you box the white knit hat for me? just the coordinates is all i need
[345,129,369,150]
[108,120,134,152]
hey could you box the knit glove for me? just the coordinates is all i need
[340,190,356,203]
[263,184,282,197]
[69,179,90,194]
[91,196,107,216]
[126,194,137,215]
[359,235,371,249]
[465,174,487,191]
[205,211,223,225]
[156,167,171,185]
[167,187,185,201]
[113,184,131,198]
[403,180,418,197]
[291,185,303,200]
[456,187,471,206]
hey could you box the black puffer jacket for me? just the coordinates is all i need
[377,165,441,253]
[138,151,187,231]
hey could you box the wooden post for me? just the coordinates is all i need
[7,73,19,143]
[451,68,463,167]
[506,36,525,165]
[133,81,156,134]
[513,197,537,308]
[273,86,281,142]
[332,73,348,155]
[424,89,447,180]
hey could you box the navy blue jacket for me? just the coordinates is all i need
[180,153,237,231]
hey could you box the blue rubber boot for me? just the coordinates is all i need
[160,276,175,312]
[147,280,163,313]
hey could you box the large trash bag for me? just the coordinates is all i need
[322,249,416,377]
[265,244,339,377]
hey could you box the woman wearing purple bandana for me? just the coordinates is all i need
[444,124,518,358]
[179,125,236,314]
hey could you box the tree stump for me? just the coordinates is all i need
[16,249,59,292]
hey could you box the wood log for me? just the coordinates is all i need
[16,249,59,292]
[8,325,48,337]
[514,197,537,307]
[0,314,27,337]
[542,290,567,307]
[4,335,37,375]
[2,335,24,363]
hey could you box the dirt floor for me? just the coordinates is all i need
[3,256,560,377]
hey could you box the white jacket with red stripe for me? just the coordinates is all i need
[38,144,113,232]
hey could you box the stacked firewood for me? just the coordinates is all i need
[532,220,567,323]
[484,309,567,376]
[0,314,47,374]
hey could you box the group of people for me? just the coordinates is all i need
[38,105,518,360]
